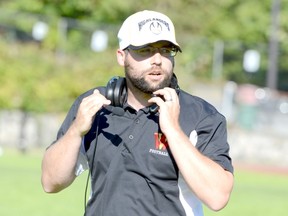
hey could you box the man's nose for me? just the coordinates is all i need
[150,51,162,65]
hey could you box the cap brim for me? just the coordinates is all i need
[129,40,182,52]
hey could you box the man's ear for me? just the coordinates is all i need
[116,49,125,66]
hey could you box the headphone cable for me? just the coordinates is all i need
[84,114,100,215]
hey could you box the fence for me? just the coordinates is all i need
[0,110,63,151]
[1,82,288,167]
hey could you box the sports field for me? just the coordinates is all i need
[1,148,288,216]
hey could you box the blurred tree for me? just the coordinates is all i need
[1,0,288,113]
[0,0,280,43]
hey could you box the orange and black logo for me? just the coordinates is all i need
[154,132,169,150]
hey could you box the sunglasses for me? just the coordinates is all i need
[126,45,178,57]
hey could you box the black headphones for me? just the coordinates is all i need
[105,76,127,107]
[105,74,179,107]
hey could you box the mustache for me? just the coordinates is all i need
[144,66,165,75]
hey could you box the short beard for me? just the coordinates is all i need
[124,65,172,94]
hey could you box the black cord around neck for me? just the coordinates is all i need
[84,114,100,215]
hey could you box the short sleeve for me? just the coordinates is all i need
[195,113,233,173]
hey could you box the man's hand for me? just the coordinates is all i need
[148,87,180,134]
[41,89,111,193]
[72,89,111,137]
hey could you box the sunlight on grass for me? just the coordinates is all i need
[1,148,288,216]
[204,168,288,216]
[0,148,87,216]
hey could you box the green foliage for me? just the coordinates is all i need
[1,0,288,112]
[0,40,122,112]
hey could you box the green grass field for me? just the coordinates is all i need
[1,148,288,216]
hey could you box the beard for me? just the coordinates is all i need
[124,63,173,94]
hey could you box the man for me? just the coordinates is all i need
[41,10,234,216]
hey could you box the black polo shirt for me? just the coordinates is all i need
[54,86,233,216]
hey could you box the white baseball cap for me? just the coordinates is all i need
[117,10,181,51]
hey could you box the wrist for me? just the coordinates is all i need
[68,122,84,138]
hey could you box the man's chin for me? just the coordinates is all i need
[144,84,167,94]
[149,79,171,90]
[128,76,171,93]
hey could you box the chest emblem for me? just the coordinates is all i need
[154,133,169,150]
[149,133,169,157]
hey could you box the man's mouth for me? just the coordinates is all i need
[149,72,161,76]
[148,70,162,76]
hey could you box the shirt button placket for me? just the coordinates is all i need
[128,118,140,140]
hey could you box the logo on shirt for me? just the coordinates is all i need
[149,133,169,156]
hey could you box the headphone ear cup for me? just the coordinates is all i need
[105,76,126,107]
[105,76,117,105]
[113,77,126,107]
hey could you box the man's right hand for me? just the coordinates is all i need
[72,89,111,137]
[41,89,111,193]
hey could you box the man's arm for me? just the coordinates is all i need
[165,128,233,211]
[149,88,234,211]
[41,124,82,193]
[41,89,111,193]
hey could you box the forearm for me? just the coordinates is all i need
[41,124,82,193]
[41,89,111,193]
[166,127,234,211]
